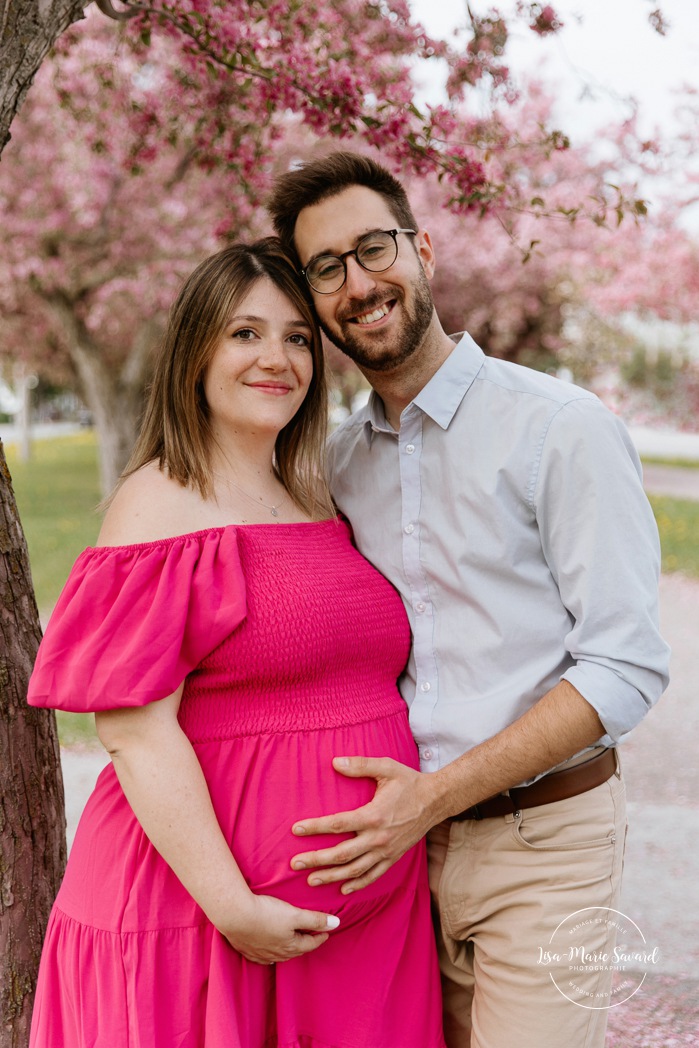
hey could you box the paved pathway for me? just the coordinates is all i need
[642,463,699,501]
[604,572,699,1042]
[628,426,699,462]
[616,574,699,970]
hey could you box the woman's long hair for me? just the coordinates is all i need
[121,237,334,518]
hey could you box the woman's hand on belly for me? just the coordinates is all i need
[218,893,340,965]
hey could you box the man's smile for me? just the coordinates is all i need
[352,301,395,325]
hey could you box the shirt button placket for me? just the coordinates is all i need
[398,409,439,771]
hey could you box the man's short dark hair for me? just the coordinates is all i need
[268,151,418,258]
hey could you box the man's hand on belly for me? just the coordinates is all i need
[289,757,438,893]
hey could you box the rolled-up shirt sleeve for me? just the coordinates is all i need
[534,397,670,744]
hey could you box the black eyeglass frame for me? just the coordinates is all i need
[299,228,417,294]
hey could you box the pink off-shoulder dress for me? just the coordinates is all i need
[27,518,445,1048]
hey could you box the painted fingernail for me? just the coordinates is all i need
[326,915,340,930]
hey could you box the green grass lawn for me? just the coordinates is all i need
[5,432,103,614]
[4,433,699,747]
[648,495,699,578]
[641,457,699,470]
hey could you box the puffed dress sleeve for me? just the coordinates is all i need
[27,528,246,712]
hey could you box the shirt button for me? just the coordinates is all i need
[422,749,433,761]
[405,444,415,454]
[415,601,426,613]
[420,682,431,692]
[404,523,415,535]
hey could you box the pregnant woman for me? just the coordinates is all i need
[27,238,445,1048]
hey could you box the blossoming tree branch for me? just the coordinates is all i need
[1,0,655,222]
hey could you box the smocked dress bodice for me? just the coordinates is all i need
[29,519,410,731]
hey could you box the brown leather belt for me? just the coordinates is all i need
[451,748,617,821]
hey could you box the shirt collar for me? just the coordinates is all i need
[364,391,393,443]
[413,332,484,429]
[362,331,484,443]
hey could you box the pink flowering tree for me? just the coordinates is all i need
[0,3,578,499]
[401,83,699,423]
[97,0,651,226]
[0,17,243,493]
[561,98,699,427]
[2,0,657,223]
[1,8,675,494]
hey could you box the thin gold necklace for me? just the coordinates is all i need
[213,470,287,518]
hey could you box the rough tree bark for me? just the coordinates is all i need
[0,0,88,156]
[1,5,91,1044]
[0,452,66,1048]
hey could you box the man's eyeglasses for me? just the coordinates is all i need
[300,228,417,294]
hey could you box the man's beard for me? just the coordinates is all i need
[318,269,435,374]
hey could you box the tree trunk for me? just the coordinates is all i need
[36,289,158,495]
[0,0,88,159]
[0,446,66,1048]
[71,330,156,496]
[91,383,144,496]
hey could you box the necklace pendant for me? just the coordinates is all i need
[270,507,279,517]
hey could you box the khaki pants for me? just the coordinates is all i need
[427,762,627,1048]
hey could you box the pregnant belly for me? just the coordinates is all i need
[196,707,421,912]
[57,708,422,931]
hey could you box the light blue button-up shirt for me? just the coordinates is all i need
[327,333,670,776]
